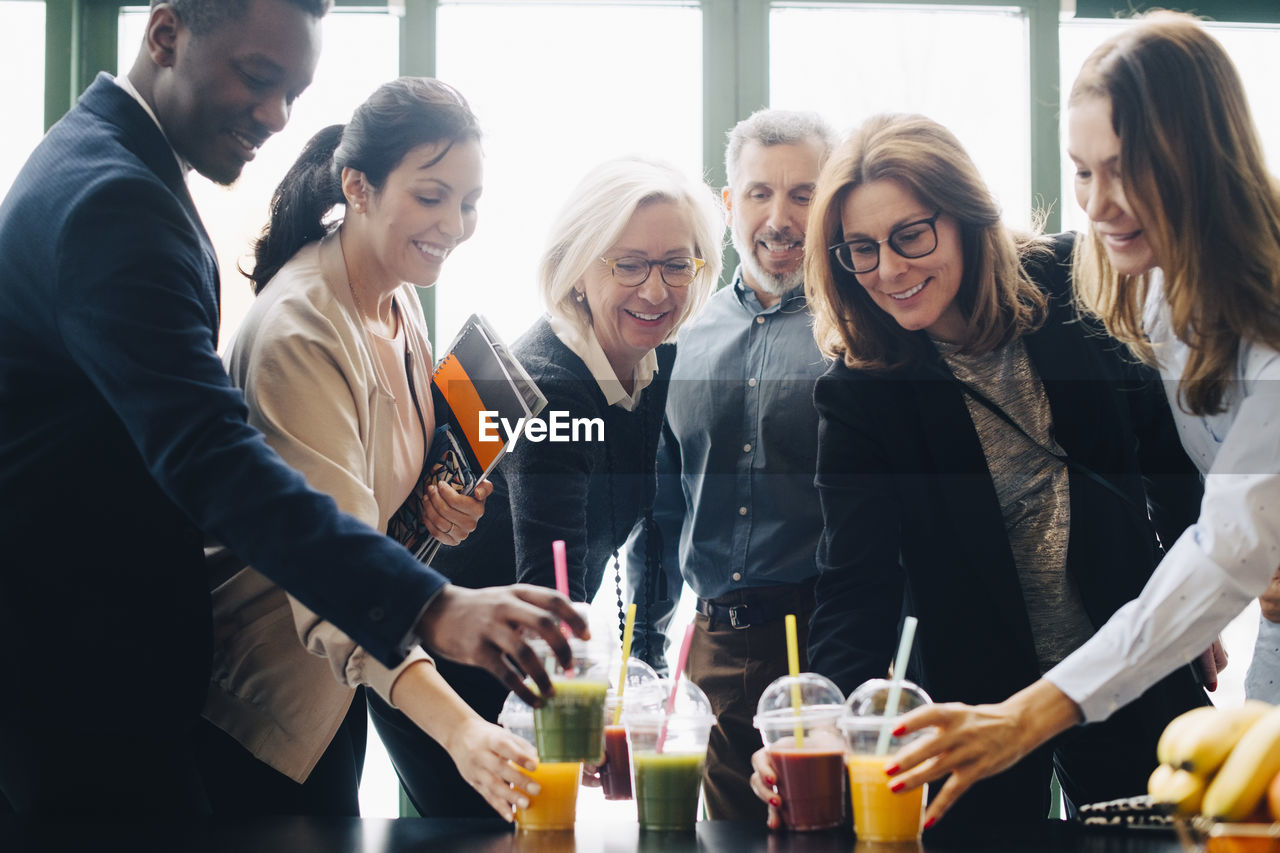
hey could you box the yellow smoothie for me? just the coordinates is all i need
[514,761,581,830]
[846,753,924,842]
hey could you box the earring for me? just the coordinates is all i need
[575,291,585,303]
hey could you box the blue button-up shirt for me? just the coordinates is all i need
[632,268,831,637]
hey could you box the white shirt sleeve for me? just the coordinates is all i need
[1046,340,1280,722]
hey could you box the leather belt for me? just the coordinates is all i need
[695,580,816,630]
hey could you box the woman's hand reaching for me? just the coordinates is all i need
[441,717,540,821]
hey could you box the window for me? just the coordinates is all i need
[771,3,1033,229]
[433,1,704,347]
[117,7,400,351]
[0,1,45,198]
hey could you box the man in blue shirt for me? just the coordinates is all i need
[636,110,835,821]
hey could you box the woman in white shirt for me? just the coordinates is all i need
[888,11,1280,828]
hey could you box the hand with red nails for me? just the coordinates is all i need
[883,680,1082,827]
[748,746,786,829]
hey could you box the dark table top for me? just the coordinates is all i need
[0,816,1192,853]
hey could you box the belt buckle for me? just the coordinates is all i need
[729,604,749,630]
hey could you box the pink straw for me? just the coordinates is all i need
[551,540,569,597]
[551,540,571,640]
[656,623,696,753]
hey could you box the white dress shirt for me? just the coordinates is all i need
[1046,270,1280,721]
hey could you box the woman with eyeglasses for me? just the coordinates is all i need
[878,11,1280,830]
[747,113,1208,834]
[370,155,725,816]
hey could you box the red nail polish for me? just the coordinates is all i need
[892,724,907,737]
[884,763,900,776]
[923,816,937,830]
[770,796,782,807]
[889,781,905,793]
[767,776,776,786]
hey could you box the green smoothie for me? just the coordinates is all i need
[633,751,705,831]
[533,677,608,763]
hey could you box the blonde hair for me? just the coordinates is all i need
[806,113,1048,371]
[538,156,724,339]
[1069,11,1280,415]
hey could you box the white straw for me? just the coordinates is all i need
[876,616,919,756]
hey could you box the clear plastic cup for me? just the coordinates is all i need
[499,692,581,831]
[839,679,933,843]
[623,678,715,832]
[754,672,847,831]
[600,657,658,801]
[526,635,613,765]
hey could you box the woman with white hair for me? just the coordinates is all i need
[370,155,725,816]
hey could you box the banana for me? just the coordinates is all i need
[1157,706,1218,766]
[1165,700,1273,775]
[1148,764,1206,815]
[1202,706,1280,820]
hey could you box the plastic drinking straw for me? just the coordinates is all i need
[612,603,638,725]
[551,539,570,639]
[784,614,805,748]
[876,616,919,756]
[656,623,696,754]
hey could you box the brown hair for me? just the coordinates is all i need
[806,113,1048,371]
[1069,11,1280,415]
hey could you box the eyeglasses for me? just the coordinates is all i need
[828,210,942,275]
[600,256,706,288]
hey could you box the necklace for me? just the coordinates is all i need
[348,279,397,338]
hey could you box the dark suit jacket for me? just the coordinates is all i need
[0,75,445,741]
[807,233,1205,825]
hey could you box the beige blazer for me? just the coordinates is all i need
[204,231,434,782]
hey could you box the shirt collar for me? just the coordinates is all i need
[547,313,658,412]
[731,265,807,315]
[113,73,192,177]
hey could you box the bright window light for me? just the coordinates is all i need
[0,1,45,199]
[434,1,704,349]
[770,3,1032,230]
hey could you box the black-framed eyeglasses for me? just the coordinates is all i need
[828,210,942,275]
[600,256,706,288]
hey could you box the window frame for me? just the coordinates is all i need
[41,0,1280,336]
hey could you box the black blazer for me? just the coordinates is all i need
[0,75,446,740]
[808,232,1204,708]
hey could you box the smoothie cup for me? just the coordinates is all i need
[527,636,612,765]
[601,657,658,801]
[499,691,581,831]
[624,678,715,832]
[839,679,932,843]
[754,672,847,831]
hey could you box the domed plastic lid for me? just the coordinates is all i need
[526,634,614,681]
[622,677,714,726]
[610,656,658,691]
[840,678,932,723]
[754,673,844,722]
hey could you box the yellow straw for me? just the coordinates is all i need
[612,603,637,725]
[785,614,804,748]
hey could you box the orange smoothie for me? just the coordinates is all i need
[514,761,581,830]
[846,753,924,842]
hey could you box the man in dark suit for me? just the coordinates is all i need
[0,0,581,816]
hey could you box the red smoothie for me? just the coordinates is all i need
[599,724,632,800]
[771,747,846,830]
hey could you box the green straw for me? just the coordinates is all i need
[876,616,918,756]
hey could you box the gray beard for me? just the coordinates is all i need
[735,234,805,298]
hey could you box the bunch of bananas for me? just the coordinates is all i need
[1148,701,1280,821]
